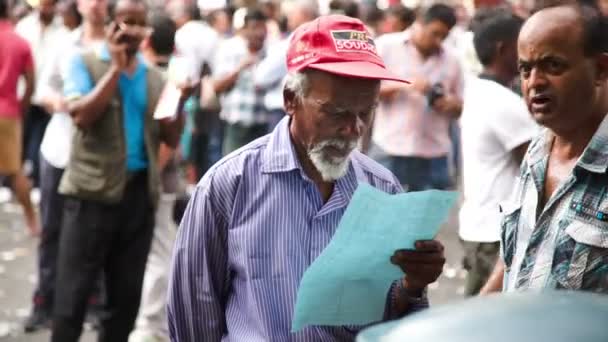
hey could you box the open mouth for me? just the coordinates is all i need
[530,94,553,113]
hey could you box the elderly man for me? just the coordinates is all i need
[483,2,608,294]
[168,15,445,341]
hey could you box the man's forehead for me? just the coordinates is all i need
[520,7,582,44]
[518,8,583,57]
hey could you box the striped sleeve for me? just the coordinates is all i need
[383,280,430,321]
[167,172,230,342]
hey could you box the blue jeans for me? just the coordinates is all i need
[370,145,451,191]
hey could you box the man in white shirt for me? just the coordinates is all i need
[23,0,107,331]
[167,0,219,82]
[167,0,220,180]
[458,8,538,296]
[16,0,69,185]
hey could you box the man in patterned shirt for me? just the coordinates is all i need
[213,7,269,155]
[482,2,608,293]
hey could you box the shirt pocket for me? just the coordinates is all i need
[500,204,521,272]
[554,219,608,293]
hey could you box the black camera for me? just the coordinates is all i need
[427,83,445,106]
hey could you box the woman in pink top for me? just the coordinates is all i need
[0,0,39,236]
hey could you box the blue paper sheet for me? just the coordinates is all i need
[291,184,457,331]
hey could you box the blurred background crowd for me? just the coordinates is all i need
[0,0,607,340]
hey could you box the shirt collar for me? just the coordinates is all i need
[577,113,608,174]
[261,116,301,174]
[528,114,608,174]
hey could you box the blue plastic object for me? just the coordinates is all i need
[357,291,608,342]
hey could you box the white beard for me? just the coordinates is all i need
[307,139,357,182]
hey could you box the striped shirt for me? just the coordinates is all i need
[372,28,464,158]
[168,116,428,341]
[502,114,608,293]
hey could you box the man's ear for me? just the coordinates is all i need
[495,41,505,56]
[283,88,299,116]
[596,53,608,84]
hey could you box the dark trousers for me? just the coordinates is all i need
[462,241,500,296]
[22,105,50,187]
[52,172,155,342]
[34,156,65,311]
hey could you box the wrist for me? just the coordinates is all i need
[109,64,123,75]
[402,278,426,298]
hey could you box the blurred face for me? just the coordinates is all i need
[600,0,608,16]
[286,70,380,181]
[414,20,451,56]
[517,7,605,132]
[38,0,56,23]
[384,14,408,33]
[211,10,231,35]
[58,2,80,30]
[244,19,267,52]
[287,8,311,32]
[114,0,147,56]
[77,0,107,26]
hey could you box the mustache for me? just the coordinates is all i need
[309,139,358,153]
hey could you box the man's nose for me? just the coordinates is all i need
[342,115,364,139]
[527,67,549,90]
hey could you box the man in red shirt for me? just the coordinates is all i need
[0,0,39,236]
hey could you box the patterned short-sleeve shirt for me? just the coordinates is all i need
[502,114,608,293]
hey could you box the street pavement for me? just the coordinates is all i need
[0,188,467,342]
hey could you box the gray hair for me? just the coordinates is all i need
[284,71,311,100]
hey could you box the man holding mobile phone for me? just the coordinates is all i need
[51,0,187,341]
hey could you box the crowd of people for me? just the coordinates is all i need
[0,0,607,341]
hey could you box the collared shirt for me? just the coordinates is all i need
[168,117,428,341]
[15,13,69,104]
[63,45,149,170]
[213,35,268,126]
[0,20,33,118]
[372,29,464,158]
[39,28,104,168]
[502,114,608,293]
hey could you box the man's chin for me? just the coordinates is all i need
[312,158,351,182]
[531,111,556,127]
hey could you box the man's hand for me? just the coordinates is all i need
[432,96,463,118]
[107,22,130,71]
[178,79,198,103]
[390,240,445,292]
[410,78,431,94]
[379,83,407,101]
[238,54,258,72]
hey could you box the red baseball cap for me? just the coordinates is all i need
[286,15,409,83]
